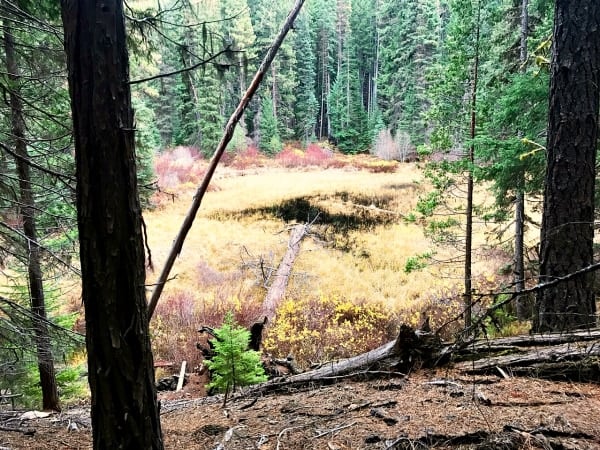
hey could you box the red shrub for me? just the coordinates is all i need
[230,145,265,169]
[154,146,205,188]
[276,146,305,168]
[304,143,333,166]
[152,291,204,368]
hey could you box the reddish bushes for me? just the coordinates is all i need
[154,146,205,188]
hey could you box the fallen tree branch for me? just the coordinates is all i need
[312,421,357,439]
[0,424,35,435]
[261,223,308,320]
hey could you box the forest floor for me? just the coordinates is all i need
[2,369,600,449]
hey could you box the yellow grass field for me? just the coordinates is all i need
[145,160,505,325]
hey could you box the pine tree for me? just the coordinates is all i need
[220,0,256,116]
[378,0,441,145]
[309,0,337,139]
[197,65,225,156]
[259,94,283,154]
[293,11,319,142]
[205,312,267,404]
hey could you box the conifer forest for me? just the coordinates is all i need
[2,0,600,448]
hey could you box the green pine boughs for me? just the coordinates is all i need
[205,312,268,398]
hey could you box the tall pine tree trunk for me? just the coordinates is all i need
[60,1,163,447]
[464,2,481,330]
[533,0,600,333]
[2,9,60,412]
[514,0,529,320]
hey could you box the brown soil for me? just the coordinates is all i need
[2,371,600,449]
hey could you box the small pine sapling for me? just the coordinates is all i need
[205,312,267,405]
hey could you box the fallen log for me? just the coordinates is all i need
[247,326,600,393]
[237,324,443,396]
[456,328,600,358]
[384,425,598,449]
[456,341,600,380]
[260,223,308,321]
[0,424,35,435]
[451,328,600,381]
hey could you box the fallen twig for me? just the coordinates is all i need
[0,424,35,435]
[312,421,357,439]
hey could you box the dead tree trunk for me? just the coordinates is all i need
[454,329,600,381]
[261,224,308,320]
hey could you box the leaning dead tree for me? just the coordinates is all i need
[147,0,306,319]
[260,223,309,321]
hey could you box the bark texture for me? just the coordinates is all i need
[534,0,600,332]
[60,1,163,448]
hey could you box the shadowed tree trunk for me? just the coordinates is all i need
[464,1,481,330]
[60,1,163,448]
[514,0,529,321]
[2,6,60,412]
[533,0,600,333]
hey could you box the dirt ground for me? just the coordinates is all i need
[2,370,600,450]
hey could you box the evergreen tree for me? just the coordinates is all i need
[309,0,337,139]
[349,0,377,116]
[533,0,600,332]
[61,0,164,446]
[0,0,76,411]
[259,93,282,154]
[220,0,256,115]
[248,0,297,140]
[205,312,267,404]
[132,93,160,205]
[328,64,372,153]
[293,11,319,142]
[378,0,442,145]
[196,65,225,156]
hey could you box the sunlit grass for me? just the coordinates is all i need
[145,159,506,325]
[145,164,434,309]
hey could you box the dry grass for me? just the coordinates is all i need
[144,155,510,365]
[146,161,503,309]
[145,164,433,307]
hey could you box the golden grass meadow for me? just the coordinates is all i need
[145,147,510,368]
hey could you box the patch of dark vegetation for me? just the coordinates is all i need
[333,191,395,209]
[383,182,417,191]
[207,192,403,252]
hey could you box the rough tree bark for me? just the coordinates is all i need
[60,1,163,448]
[533,0,600,332]
[2,7,60,412]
